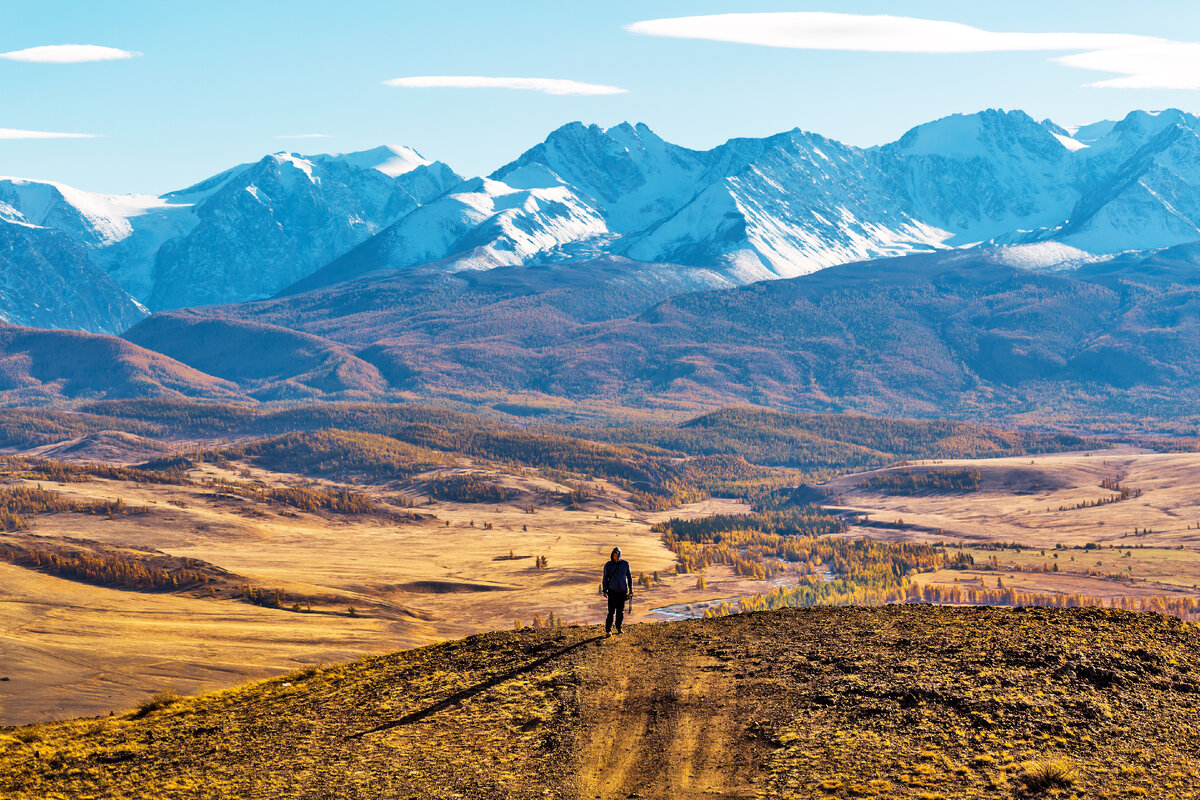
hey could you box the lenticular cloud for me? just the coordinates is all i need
[384,76,627,96]
[626,12,1199,91]
[1057,42,1200,90]
[0,128,97,139]
[626,12,1155,53]
[0,45,140,63]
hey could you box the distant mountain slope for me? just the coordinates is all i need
[0,322,240,404]
[0,176,204,303]
[0,214,147,334]
[283,173,610,295]
[236,256,734,343]
[147,147,461,309]
[552,250,1199,416]
[120,246,1200,421]
[617,127,945,281]
[122,312,392,400]
[285,107,1200,296]
[1058,109,1200,253]
[290,121,950,292]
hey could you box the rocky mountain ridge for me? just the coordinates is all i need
[5,108,1199,334]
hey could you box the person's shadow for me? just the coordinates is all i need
[345,634,605,740]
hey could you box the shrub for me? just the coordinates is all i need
[134,689,183,718]
[1016,757,1078,794]
[426,473,516,503]
[859,468,982,495]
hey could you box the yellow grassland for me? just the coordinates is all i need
[9,444,1200,731]
[0,459,753,725]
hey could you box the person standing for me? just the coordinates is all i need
[602,546,633,636]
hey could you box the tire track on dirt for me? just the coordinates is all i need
[571,625,762,799]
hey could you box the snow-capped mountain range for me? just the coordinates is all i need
[4,108,1200,333]
[0,145,460,331]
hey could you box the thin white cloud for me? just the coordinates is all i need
[384,76,627,96]
[0,128,97,139]
[1058,43,1200,90]
[275,133,333,139]
[0,44,141,63]
[627,12,1198,91]
[626,13,1155,53]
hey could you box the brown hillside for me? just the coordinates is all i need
[117,253,1200,423]
[0,323,242,405]
[28,430,175,462]
[122,312,389,400]
[4,606,1200,799]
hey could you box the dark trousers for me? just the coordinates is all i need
[606,591,627,632]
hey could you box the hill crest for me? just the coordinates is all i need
[4,605,1199,799]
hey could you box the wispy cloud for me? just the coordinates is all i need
[384,76,627,96]
[275,133,333,139]
[626,12,1198,90]
[0,44,141,63]
[626,13,1153,53]
[0,128,97,139]
[1057,42,1200,90]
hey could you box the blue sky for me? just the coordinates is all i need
[4,0,1200,194]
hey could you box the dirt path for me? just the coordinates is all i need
[571,624,761,800]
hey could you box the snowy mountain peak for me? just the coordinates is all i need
[492,120,714,232]
[604,121,670,150]
[1039,118,1071,137]
[887,109,1062,159]
[1037,119,1089,151]
[1070,120,1118,144]
[0,176,183,247]
[327,144,433,177]
[875,109,1080,245]
[267,153,319,183]
[1103,108,1196,145]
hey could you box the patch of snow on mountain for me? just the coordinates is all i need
[990,242,1102,272]
[0,201,36,227]
[330,145,433,177]
[1051,133,1088,152]
[268,153,319,185]
[0,177,188,246]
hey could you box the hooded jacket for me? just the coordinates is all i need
[602,558,632,595]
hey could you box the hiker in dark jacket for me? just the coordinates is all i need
[602,546,633,636]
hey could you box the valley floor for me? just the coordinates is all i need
[11,444,1200,727]
[0,460,750,726]
[830,449,1200,607]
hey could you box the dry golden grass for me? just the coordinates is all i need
[832,449,1200,545]
[10,442,1200,732]
[0,460,751,725]
[4,606,1200,799]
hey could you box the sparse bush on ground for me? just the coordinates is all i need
[134,689,183,718]
[1015,757,1079,795]
[859,468,982,495]
[426,473,517,503]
